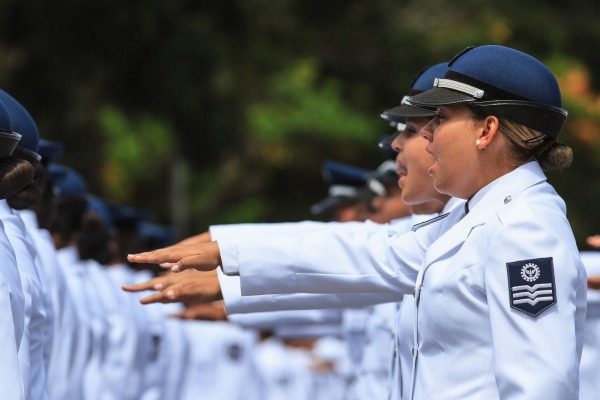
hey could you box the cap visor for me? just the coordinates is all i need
[382,103,436,120]
[408,87,476,107]
[310,196,354,215]
[0,132,22,159]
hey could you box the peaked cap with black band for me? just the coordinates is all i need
[379,62,449,156]
[407,45,567,139]
[0,90,42,166]
[0,99,21,159]
[310,160,373,216]
[381,62,449,122]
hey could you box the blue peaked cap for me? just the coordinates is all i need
[39,139,64,163]
[0,99,22,158]
[88,196,115,230]
[138,222,174,248]
[408,45,567,138]
[0,99,11,133]
[0,90,41,164]
[109,203,147,229]
[381,62,449,122]
[322,159,370,186]
[47,164,87,197]
[310,160,372,216]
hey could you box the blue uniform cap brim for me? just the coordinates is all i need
[407,86,476,107]
[0,132,22,159]
[378,132,399,153]
[381,102,437,120]
[310,195,360,216]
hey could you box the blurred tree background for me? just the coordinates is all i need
[1,0,600,246]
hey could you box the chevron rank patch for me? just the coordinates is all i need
[506,257,556,317]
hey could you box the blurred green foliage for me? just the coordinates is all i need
[1,0,600,247]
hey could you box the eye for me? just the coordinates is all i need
[404,126,418,138]
[434,112,446,121]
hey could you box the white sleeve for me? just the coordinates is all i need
[218,224,430,297]
[485,213,585,399]
[218,270,403,314]
[228,309,342,330]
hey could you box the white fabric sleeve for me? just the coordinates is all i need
[217,269,402,314]
[218,223,431,297]
[228,309,342,330]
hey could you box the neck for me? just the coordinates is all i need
[409,196,450,215]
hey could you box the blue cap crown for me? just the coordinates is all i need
[446,46,562,107]
[408,45,567,138]
[409,62,450,95]
[47,164,87,197]
[322,160,370,186]
[39,139,64,163]
[0,99,12,133]
[381,62,449,123]
[0,90,40,153]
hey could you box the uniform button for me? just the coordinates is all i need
[504,195,512,204]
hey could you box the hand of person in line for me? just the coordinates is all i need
[588,274,600,290]
[168,301,227,321]
[121,269,222,304]
[127,240,221,273]
[586,235,600,248]
[157,231,213,269]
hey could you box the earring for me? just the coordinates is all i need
[476,140,481,146]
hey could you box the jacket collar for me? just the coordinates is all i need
[423,161,547,268]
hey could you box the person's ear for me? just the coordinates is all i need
[476,115,499,149]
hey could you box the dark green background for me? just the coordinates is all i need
[2,0,600,246]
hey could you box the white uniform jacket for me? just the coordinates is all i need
[0,221,25,400]
[220,162,586,399]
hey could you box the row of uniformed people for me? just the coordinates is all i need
[0,89,291,400]
[0,83,400,399]
[124,45,600,400]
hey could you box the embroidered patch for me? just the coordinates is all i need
[411,212,450,232]
[506,257,556,317]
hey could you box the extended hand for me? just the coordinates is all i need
[168,301,228,321]
[127,241,222,273]
[588,274,600,290]
[586,235,600,248]
[121,269,222,304]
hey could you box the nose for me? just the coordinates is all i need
[421,118,435,142]
[391,134,404,153]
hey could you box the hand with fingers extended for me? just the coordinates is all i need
[168,301,228,321]
[121,269,223,305]
[127,240,222,273]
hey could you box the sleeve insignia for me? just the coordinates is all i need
[506,257,556,317]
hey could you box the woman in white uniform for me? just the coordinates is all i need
[0,90,49,400]
[0,97,33,400]
[128,45,586,399]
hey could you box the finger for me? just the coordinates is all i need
[122,279,160,292]
[139,289,180,305]
[171,243,221,273]
[128,246,186,265]
[160,262,177,268]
